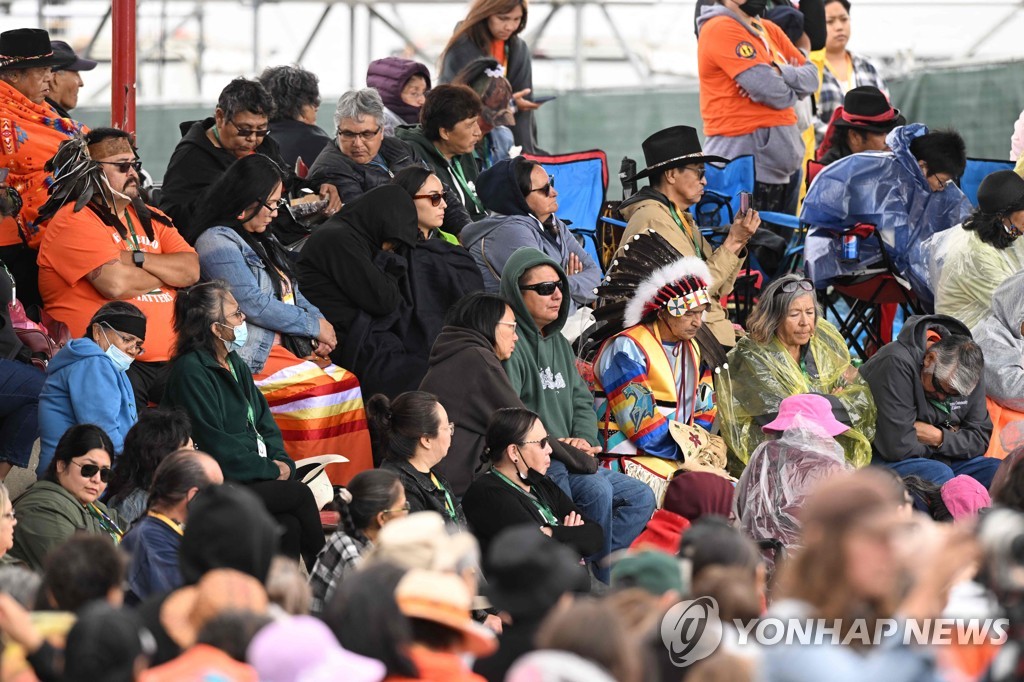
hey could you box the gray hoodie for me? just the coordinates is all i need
[696,4,818,183]
[974,270,1024,412]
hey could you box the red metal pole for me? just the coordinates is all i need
[111,0,137,132]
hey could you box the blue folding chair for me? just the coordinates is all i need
[691,154,755,229]
[524,150,609,272]
[961,158,1015,207]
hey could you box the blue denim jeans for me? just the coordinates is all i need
[0,359,43,469]
[877,456,1002,489]
[547,459,656,582]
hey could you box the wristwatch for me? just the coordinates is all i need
[132,251,146,268]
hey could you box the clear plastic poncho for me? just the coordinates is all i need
[716,318,876,468]
[801,124,973,303]
[734,419,853,555]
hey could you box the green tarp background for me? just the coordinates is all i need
[75,60,1024,193]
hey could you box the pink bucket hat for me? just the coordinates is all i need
[762,394,849,437]
[940,475,991,520]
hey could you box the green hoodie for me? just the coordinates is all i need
[499,249,599,445]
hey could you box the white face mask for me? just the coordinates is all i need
[99,327,133,372]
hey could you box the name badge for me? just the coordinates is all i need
[257,435,268,458]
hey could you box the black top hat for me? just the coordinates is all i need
[833,86,905,134]
[0,29,71,71]
[50,40,98,72]
[977,170,1024,215]
[631,125,729,182]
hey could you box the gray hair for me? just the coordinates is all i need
[928,334,984,396]
[333,88,385,131]
[747,274,822,344]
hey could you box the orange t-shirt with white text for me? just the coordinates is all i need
[37,203,195,362]
[698,15,806,138]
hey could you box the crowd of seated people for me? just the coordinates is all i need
[4,11,1024,680]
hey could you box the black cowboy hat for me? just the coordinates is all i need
[833,86,905,134]
[630,125,729,182]
[0,29,72,71]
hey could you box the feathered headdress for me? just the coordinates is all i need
[591,230,728,368]
[37,133,167,240]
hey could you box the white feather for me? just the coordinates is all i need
[622,256,714,328]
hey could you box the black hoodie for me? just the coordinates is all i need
[859,314,993,464]
[420,325,597,496]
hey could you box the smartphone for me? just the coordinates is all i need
[739,191,752,216]
[532,95,557,104]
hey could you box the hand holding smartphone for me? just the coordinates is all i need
[739,191,751,216]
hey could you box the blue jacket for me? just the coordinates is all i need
[38,338,137,472]
[121,514,183,605]
[195,226,324,374]
[460,158,600,312]
[801,124,972,301]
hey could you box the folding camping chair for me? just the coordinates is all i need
[818,225,927,363]
[960,157,1016,207]
[524,150,609,272]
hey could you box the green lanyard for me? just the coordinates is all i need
[429,472,458,521]
[669,204,703,259]
[123,209,141,251]
[490,468,559,526]
[929,398,952,415]
[226,361,265,447]
[87,503,124,544]
[449,156,484,213]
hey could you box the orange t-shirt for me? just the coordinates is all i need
[37,202,196,362]
[698,15,805,138]
[139,644,257,682]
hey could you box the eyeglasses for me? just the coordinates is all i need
[1,511,15,522]
[496,320,517,332]
[519,281,564,296]
[521,437,550,449]
[96,159,142,174]
[413,192,445,207]
[780,278,814,294]
[529,175,556,197]
[262,197,288,212]
[71,460,112,482]
[381,501,412,516]
[444,422,455,436]
[683,166,707,181]
[102,322,145,356]
[230,120,270,139]
[219,308,246,325]
[337,127,382,142]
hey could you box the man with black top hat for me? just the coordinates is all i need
[46,40,97,119]
[816,85,904,166]
[616,125,761,348]
[0,28,83,309]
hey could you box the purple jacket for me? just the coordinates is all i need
[366,58,431,125]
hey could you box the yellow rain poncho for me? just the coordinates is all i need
[717,318,876,468]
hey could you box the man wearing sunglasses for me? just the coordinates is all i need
[618,125,761,348]
[36,128,199,406]
[860,314,1000,490]
[161,77,341,244]
[500,248,656,583]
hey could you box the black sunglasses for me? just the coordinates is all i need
[71,460,112,482]
[521,437,550,449]
[529,175,556,197]
[413,192,444,207]
[96,160,143,174]
[780,278,814,294]
[519,281,564,296]
[230,120,270,139]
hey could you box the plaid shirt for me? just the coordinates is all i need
[308,531,369,615]
[814,52,888,139]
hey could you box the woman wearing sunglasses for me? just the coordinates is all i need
[462,156,601,314]
[462,407,602,558]
[391,166,457,243]
[717,273,877,469]
[38,302,145,476]
[188,155,374,482]
[11,424,123,571]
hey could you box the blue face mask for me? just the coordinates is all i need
[100,328,134,372]
[218,321,248,352]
